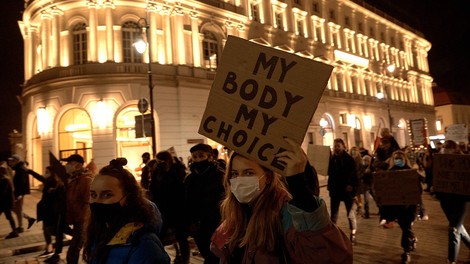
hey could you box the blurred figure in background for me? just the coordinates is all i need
[328,139,358,245]
[28,166,66,261]
[150,150,189,264]
[8,154,36,233]
[0,166,18,239]
[435,140,470,264]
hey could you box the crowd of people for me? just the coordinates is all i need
[0,129,469,264]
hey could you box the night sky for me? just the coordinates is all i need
[1,0,468,159]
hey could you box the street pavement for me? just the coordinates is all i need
[1,176,470,263]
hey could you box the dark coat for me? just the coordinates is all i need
[184,162,225,233]
[0,177,15,212]
[327,151,358,199]
[12,161,30,197]
[29,170,66,225]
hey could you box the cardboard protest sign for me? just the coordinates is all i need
[432,154,470,195]
[445,124,468,143]
[198,36,333,174]
[307,144,331,176]
[373,169,422,205]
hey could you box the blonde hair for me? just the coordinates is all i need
[220,153,291,253]
[388,150,411,168]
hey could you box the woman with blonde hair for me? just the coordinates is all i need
[210,138,352,264]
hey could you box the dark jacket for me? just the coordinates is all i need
[29,170,66,225]
[149,163,187,228]
[0,176,15,212]
[184,161,225,233]
[327,151,358,199]
[12,161,30,197]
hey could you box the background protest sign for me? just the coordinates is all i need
[409,119,427,147]
[445,124,468,143]
[433,154,470,195]
[373,169,422,205]
[198,36,333,174]
[307,144,330,176]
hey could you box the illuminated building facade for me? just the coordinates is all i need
[18,0,435,177]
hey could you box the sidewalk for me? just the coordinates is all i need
[1,178,470,263]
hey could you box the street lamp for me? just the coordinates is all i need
[376,63,395,130]
[135,17,156,158]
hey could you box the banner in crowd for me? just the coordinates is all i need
[373,169,422,205]
[307,144,331,176]
[433,153,470,195]
[198,36,333,174]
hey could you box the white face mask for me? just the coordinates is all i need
[230,175,263,204]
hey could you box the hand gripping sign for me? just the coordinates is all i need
[198,36,333,174]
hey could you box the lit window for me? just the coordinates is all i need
[72,23,87,65]
[202,31,219,70]
[122,21,143,63]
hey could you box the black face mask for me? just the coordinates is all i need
[156,162,169,172]
[190,160,211,173]
[89,202,126,223]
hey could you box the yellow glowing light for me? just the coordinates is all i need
[37,107,50,135]
[334,50,369,68]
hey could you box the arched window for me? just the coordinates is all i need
[122,21,143,63]
[116,106,152,176]
[202,31,219,70]
[72,23,87,65]
[58,108,93,162]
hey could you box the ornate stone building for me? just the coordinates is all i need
[18,0,435,177]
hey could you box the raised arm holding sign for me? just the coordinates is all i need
[198,36,333,174]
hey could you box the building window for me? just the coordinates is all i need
[329,9,335,20]
[250,2,259,22]
[369,26,375,38]
[116,106,152,177]
[202,31,219,70]
[380,31,385,42]
[275,12,284,29]
[312,2,319,13]
[122,21,143,63]
[297,19,304,36]
[358,22,363,33]
[340,113,347,125]
[293,0,301,5]
[72,23,87,65]
[58,108,92,162]
[344,16,350,27]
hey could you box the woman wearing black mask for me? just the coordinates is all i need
[83,158,170,264]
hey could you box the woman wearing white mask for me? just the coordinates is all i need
[210,138,352,264]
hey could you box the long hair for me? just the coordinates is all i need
[83,158,157,262]
[388,150,411,169]
[219,152,291,253]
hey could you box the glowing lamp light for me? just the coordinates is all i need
[436,120,442,131]
[347,114,356,128]
[364,115,372,130]
[94,100,107,129]
[319,118,328,128]
[134,40,147,54]
[387,64,396,73]
[376,90,385,99]
[37,107,50,135]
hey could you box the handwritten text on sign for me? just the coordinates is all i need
[433,154,470,195]
[198,36,333,174]
[373,169,422,205]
